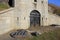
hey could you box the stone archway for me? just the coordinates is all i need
[8,0,14,7]
[30,10,41,27]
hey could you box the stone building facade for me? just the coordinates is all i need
[14,0,48,29]
[0,0,48,34]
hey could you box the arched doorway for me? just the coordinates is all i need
[8,0,14,7]
[30,10,41,27]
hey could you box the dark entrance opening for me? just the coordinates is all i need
[8,0,14,7]
[34,0,37,2]
[30,10,41,27]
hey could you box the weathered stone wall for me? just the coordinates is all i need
[0,8,15,34]
[0,0,48,34]
[47,12,60,25]
[15,0,48,28]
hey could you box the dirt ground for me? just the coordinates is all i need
[28,26,60,33]
[0,26,60,40]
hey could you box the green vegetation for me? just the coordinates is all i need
[0,3,9,11]
[26,29,60,40]
[56,9,60,16]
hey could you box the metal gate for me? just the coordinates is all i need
[30,10,40,27]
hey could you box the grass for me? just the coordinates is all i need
[26,28,60,40]
[0,3,9,11]
[0,28,60,40]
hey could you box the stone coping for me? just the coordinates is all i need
[0,8,14,14]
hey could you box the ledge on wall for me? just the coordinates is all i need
[0,8,14,14]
